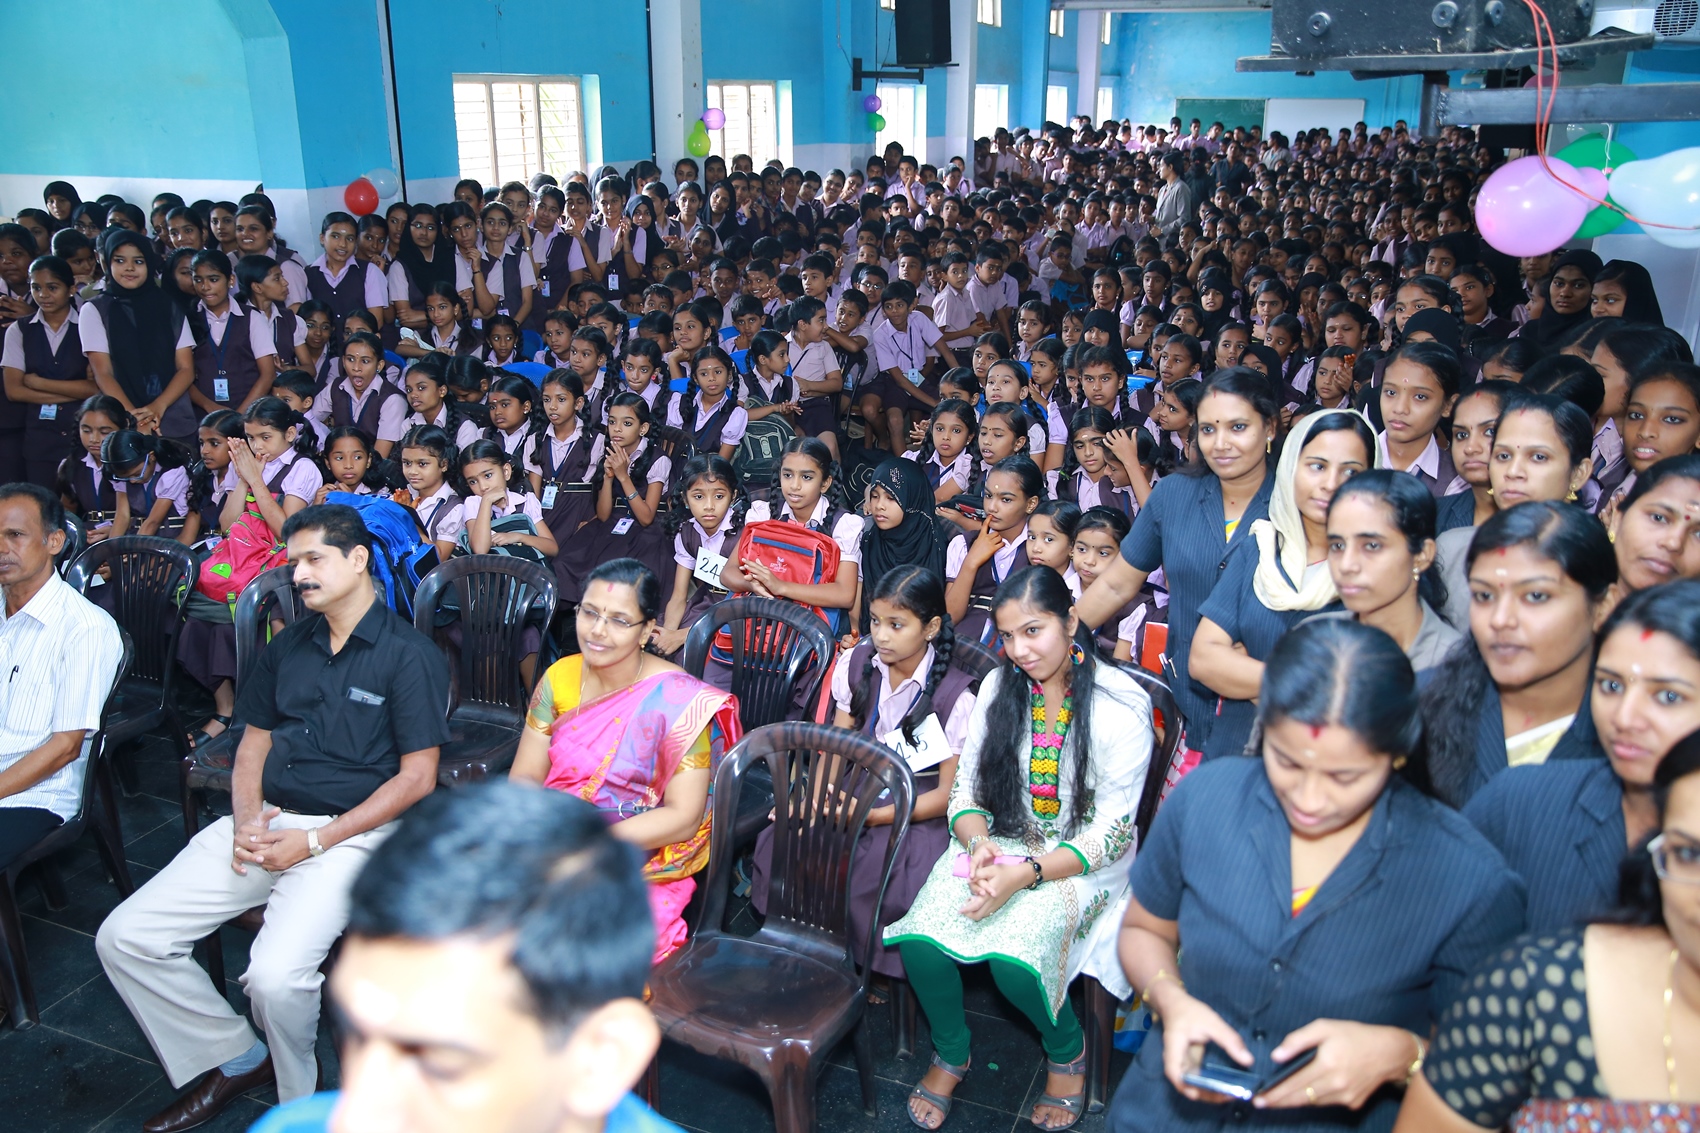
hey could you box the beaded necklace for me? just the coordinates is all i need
[1028,679,1073,820]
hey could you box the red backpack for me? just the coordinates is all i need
[196,499,287,605]
[710,519,843,662]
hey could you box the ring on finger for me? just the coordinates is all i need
[1305,1086,1317,1104]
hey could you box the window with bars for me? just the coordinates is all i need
[452,76,584,187]
[705,81,781,168]
[977,0,1001,26]
[1050,9,1066,35]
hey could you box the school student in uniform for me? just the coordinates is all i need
[525,186,573,335]
[399,354,482,451]
[235,255,304,369]
[393,424,462,546]
[3,256,94,489]
[479,203,537,327]
[388,204,474,337]
[186,251,276,416]
[1376,342,1460,499]
[944,456,1043,645]
[666,345,747,462]
[82,230,199,441]
[304,212,390,327]
[312,331,408,458]
[231,205,309,307]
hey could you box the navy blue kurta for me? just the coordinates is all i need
[1459,684,1606,806]
[1463,759,1625,934]
[1108,758,1526,1133]
[1117,469,1274,750]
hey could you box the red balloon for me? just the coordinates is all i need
[343,177,379,216]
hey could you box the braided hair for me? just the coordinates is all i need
[848,565,957,747]
[666,453,748,537]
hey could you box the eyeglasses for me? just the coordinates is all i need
[576,605,643,632]
[1650,834,1700,886]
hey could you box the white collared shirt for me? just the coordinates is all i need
[1,307,80,370]
[197,302,277,358]
[945,526,1030,581]
[1377,431,1442,480]
[308,255,390,311]
[745,496,864,567]
[829,642,977,751]
[0,573,124,820]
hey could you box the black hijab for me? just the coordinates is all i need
[99,229,179,408]
[396,203,458,297]
[1402,307,1462,354]
[1596,259,1664,326]
[1529,248,1603,349]
[859,458,946,633]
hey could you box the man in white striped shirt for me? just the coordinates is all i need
[0,483,123,870]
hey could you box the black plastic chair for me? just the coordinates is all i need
[180,567,306,840]
[681,597,836,843]
[647,722,915,1133]
[64,537,198,795]
[0,632,134,1029]
[413,555,557,787]
[1073,663,1187,1114]
[55,514,86,576]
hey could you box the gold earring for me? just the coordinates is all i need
[1485,486,1494,497]
[1412,566,1421,581]
[1266,437,1273,453]
[1566,489,1579,502]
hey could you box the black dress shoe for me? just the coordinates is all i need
[142,1057,274,1133]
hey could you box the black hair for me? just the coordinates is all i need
[243,396,320,461]
[101,430,213,516]
[986,454,1045,503]
[1253,619,1426,782]
[1496,389,1595,472]
[398,423,460,494]
[280,502,374,564]
[1075,504,1132,544]
[1419,502,1616,806]
[976,565,1099,837]
[1473,334,1543,375]
[270,368,319,403]
[584,557,662,622]
[850,566,957,746]
[1523,354,1605,419]
[916,398,981,466]
[666,453,748,538]
[1032,497,1083,543]
[981,402,1035,458]
[1601,325,1694,377]
[1327,468,1448,613]
[346,780,654,1034]
[743,329,796,404]
[1389,340,1463,400]
[601,392,662,490]
[483,373,546,487]
[321,425,388,492]
[1620,454,1700,514]
[26,254,74,292]
[0,481,65,538]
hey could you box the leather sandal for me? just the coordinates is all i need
[188,714,233,750]
[1030,1051,1087,1130]
[907,1053,969,1129]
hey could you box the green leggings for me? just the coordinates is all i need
[898,938,1084,1066]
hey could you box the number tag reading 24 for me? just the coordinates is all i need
[693,547,728,588]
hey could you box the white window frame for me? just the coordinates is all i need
[1046,84,1070,126]
[977,0,1002,27]
[1101,11,1113,44]
[874,82,927,165]
[1097,86,1116,123]
[1050,9,1066,35]
[452,74,585,187]
[705,81,790,169]
[973,83,1009,141]
[880,0,896,8]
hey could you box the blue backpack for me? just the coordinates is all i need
[323,493,431,618]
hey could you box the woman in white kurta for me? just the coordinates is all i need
[885,564,1153,1131]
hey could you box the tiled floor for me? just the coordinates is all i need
[2,731,1133,1133]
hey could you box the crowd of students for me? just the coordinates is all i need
[4,108,1700,1132]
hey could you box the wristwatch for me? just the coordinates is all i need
[307,827,326,857]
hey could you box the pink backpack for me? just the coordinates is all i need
[196,500,287,605]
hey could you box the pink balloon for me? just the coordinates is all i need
[702,108,726,131]
[1477,156,1601,257]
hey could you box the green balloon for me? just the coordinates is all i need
[1555,134,1637,238]
[687,125,711,158]
[868,112,886,132]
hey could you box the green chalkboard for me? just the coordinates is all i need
[1173,99,1266,134]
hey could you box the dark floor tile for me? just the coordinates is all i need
[28,864,158,938]
[654,1038,777,1132]
[1016,1066,1113,1132]
[2,915,109,1022]
[120,818,197,874]
[37,973,159,1063]
[94,1075,270,1133]
[813,1061,1015,1133]
[0,1025,162,1133]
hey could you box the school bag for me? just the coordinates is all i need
[733,413,794,500]
[195,498,287,606]
[323,492,428,619]
[710,519,842,665]
[454,511,549,566]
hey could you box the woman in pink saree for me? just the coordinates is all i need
[512,559,740,961]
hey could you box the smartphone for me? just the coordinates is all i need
[1183,1045,1318,1102]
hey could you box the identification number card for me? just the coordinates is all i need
[612,516,635,535]
[880,713,952,773]
[38,403,56,420]
[213,377,230,402]
[693,547,728,588]
[540,484,558,509]
[905,367,925,389]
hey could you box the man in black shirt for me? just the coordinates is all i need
[98,505,450,1133]
[1212,142,1255,199]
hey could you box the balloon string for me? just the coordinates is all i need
[1520,0,1699,232]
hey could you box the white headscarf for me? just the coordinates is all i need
[1249,408,1383,612]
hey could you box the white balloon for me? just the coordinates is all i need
[366,167,400,199]
[1607,147,1700,249]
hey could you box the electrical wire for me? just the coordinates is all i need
[1519,0,1698,232]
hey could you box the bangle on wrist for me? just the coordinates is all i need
[1025,856,1043,890]
[1141,967,1183,1007]
[966,833,989,854]
[1402,1034,1427,1086]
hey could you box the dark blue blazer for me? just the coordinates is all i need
[1464,759,1625,934]
[1118,469,1274,749]
[1434,490,1476,534]
[1461,684,1606,806]
[1108,759,1525,1133]
[1195,540,1337,761]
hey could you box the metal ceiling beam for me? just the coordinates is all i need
[1435,82,1700,124]
[1051,0,1271,11]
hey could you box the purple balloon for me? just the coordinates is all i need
[702,107,726,131]
[1477,155,1601,257]
[863,94,883,114]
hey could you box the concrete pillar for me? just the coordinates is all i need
[1076,8,1103,120]
[1019,0,1051,131]
[943,0,979,167]
[648,0,704,184]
